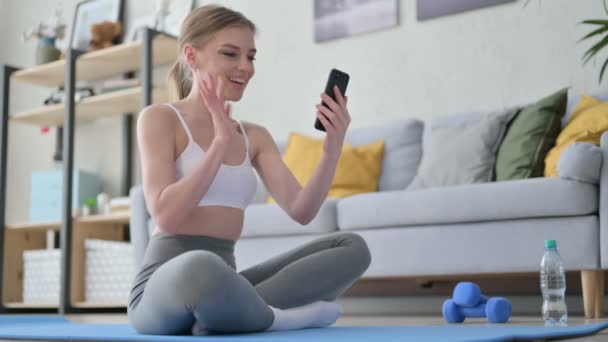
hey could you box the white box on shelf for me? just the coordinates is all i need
[22,249,60,304]
[84,239,134,303]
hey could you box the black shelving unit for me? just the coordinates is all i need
[0,65,57,314]
[0,28,171,314]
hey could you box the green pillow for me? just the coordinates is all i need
[495,88,568,180]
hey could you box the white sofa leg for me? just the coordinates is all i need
[581,270,605,318]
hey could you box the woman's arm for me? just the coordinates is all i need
[253,86,350,225]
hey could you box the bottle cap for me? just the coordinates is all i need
[544,240,557,248]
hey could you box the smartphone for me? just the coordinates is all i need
[315,68,350,132]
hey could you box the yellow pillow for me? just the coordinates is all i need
[544,95,608,177]
[266,132,384,204]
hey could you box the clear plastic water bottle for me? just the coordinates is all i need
[540,239,568,325]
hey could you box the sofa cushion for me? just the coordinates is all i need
[345,118,424,190]
[545,95,608,177]
[564,92,608,125]
[407,108,519,190]
[557,142,602,184]
[338,178,598,231]
[235,216,599,277]
[253,119,424,200]
[495,88,568,180]
[242,198,339,238]
[267,133,385,203]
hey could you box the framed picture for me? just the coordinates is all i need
[314,0,399,43]
[417,0,515,21]
[69,0,124,51]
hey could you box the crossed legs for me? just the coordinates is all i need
[128,231,371,335]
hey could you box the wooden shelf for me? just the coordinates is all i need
[11,34,177,87]
[5,211,131,231]
[4,302,58,309]
[2,229,47,306]
[11,86,167,126]
[2,214,130,308]
[6,221,61,231]
[72,301,126,308]
[76,211,130,224]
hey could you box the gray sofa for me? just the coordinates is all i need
[129,98,607,319]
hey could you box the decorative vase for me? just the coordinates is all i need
[35,37,61,65]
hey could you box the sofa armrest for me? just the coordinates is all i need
[557,142,602,184]
[600,132,608,268]
[129,185,151,270]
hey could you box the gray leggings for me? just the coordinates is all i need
[127,231,371,335]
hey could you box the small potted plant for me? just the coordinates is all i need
[22,7,66,65]
[82,197,97,216]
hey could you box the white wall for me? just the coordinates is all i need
[1,0,606,224]
[227,0,607,132]
[0,1,7,65]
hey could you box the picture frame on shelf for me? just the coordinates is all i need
[69,0,125,51]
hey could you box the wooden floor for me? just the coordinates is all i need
[0,314,606,341]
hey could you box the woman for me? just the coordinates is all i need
[128,4,371,336]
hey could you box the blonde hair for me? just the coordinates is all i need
[168,5,256,100]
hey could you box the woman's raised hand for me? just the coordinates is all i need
[195,69,237,145]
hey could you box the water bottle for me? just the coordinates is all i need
[540,239,568,325]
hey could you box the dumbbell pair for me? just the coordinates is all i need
[443,282,512,323]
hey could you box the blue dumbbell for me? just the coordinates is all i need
[453,282,488,307]
[443,297,512,323]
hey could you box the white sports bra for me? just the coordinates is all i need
[167,104,257,210]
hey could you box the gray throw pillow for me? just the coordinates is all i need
[345,118,424,191]
[407,108,519,190]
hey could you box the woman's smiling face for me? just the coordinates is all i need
[185,26,257,101]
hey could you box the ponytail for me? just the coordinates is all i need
[168,59,193,101]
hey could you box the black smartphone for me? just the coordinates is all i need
[315,68,350,132]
